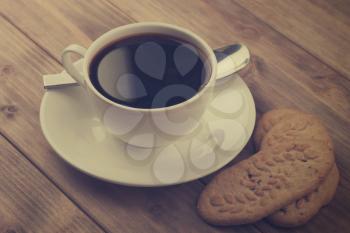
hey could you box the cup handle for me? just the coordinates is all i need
[214,44,250,82]
[61,44,87,87]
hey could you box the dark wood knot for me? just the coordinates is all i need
[1,104,18,118]
[148,203,163,217]
[252,55,266,73]
[5,230,17,233]
[236,23,260,39]
[0,64,15,76]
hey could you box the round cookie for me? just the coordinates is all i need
[267,165,339,227]
[197,140,334,225]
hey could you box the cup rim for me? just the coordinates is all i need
[83,22,217,112]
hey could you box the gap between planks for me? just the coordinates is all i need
[0,12,61,65]
[104,0,137,23]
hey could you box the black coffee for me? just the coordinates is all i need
[89,34,210,109]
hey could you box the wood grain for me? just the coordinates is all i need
[0,135,104,233]
[233,0,350,79]
[308,0,350,20]
[0,0,130,59]
[0,1,259,233]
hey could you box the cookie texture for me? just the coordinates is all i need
[267,165,339,227]
[254,108,300,149]
[260,113,333,151]
[197,140,334,225]
[254,109,338,227]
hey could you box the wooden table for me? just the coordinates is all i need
[0,0,349,232]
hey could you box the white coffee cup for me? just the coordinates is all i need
[61,22,249,148]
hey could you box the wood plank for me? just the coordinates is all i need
[308,0,350,21]
[0,1,259,233]
[0,0,131,58]
[0,135,104,233]
[108,0,350,231]
[233,0,350,79]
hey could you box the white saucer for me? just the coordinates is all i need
[40,61,256,187]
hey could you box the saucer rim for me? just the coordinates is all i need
[40,64,256,187]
